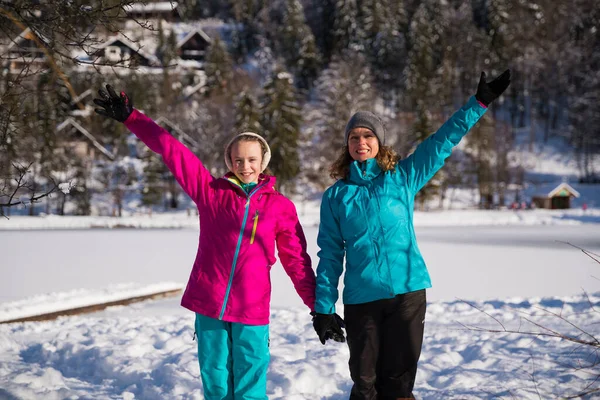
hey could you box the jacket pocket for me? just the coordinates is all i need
[250,210,259,244]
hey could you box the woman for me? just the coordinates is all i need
[312,70,511,399]
[94,85,316,400]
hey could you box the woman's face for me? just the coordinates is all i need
[230,140,263,184]
[348,128,379,162]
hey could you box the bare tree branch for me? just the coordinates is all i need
[460,246,600,399]
[556,241,600,264]
[0,162,63,218]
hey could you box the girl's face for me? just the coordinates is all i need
[348,128,379,162]
[230,140,263,184]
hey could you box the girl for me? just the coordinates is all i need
[312,70,511,399]
[94,85,316,400]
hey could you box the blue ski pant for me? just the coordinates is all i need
[195,313,270,400]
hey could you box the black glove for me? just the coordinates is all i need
[93,84,134,122]
[311,312,346,345]
[475,69,511,107]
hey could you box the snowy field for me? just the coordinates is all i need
[1,209,600,399]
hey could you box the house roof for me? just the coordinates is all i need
[70,88,93,105]
[6,28,50,52]
[56,118,114,159]
[124,1,179,13]
[94,35,159,65]
[533,182,580,198]
[176,28,212,48]
[155,116,199,149]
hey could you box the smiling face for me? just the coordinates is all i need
[230,140,263,184]
[347,127,380,162]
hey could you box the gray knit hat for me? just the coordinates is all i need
[344,111,385,145]
[224,132,271,173]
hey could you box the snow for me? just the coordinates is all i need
[124,2,179,13]
[1,206,600,399]
[1,205,599,230]
[0,283,183,323]
[57,183,72,195]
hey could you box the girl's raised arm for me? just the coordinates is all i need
[94,85,214,206]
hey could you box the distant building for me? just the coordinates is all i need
[176,28,211,63]
[531,182,580,209]
[123,1,183,22]
[56,118,114,162]
[4,28,49,74]
[155,117,199,151]
[92,35,160,68]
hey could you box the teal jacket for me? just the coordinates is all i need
[315,96,487,314]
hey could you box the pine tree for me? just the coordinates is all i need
[259,68,302,194]
[275,0,321,90]
[157,20,178,68]
[235,91,262,134]
[141,153,164,208]
[441,1,491,103]
[204,36,234,96]
[33,72,76,215]
[302,0,337,64]
[158,22,179,112]
[302,49,375,188]
[70,162,92,216]
[404,0,445,110]
[561,0,600,181]
[230,0,264,60]
[465,113,496,209]
[332,0,363,54]
[412,106,443,210]
[362,0,408,101]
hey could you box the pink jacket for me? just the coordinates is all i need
[125,110,316,325]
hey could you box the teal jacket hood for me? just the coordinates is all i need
[315,96,487,314]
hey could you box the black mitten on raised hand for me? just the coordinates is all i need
[312,312,346,345]
[93,84,133,122]
[475,69,511,107]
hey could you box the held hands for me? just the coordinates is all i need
[311,312,346,345]
[94,84,134,122]
[475,69,511,107]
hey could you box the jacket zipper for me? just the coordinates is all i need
[370,185,394,295]
[250,210,259,244]
[218,179,267,320]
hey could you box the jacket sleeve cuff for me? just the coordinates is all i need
[315,302,336,314]
[123,109,138,125]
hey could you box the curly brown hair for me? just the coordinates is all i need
[329,145,401,180]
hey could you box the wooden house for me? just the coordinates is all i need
[155,117,199,150]
[123,1,183,22]
[531,182,580,209]
[176,28,211,63]
[93,35,159,68]
[4,28,49,74]
[56,118,114,162]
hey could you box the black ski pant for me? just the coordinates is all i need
[344,289,426,400]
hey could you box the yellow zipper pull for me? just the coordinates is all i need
[250,210,259,244]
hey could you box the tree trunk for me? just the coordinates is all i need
[57,195,66,216]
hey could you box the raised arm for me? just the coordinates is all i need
[399,69,511,194]
[94,84,213,206]
[314,189,345,315]
[275,198,316,312]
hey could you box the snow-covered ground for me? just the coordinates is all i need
[2,294,599,400]
[1,203,599,230]
[1,209,600,399]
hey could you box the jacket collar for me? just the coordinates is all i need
[224,173,277,196]
[348,158,382,184]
